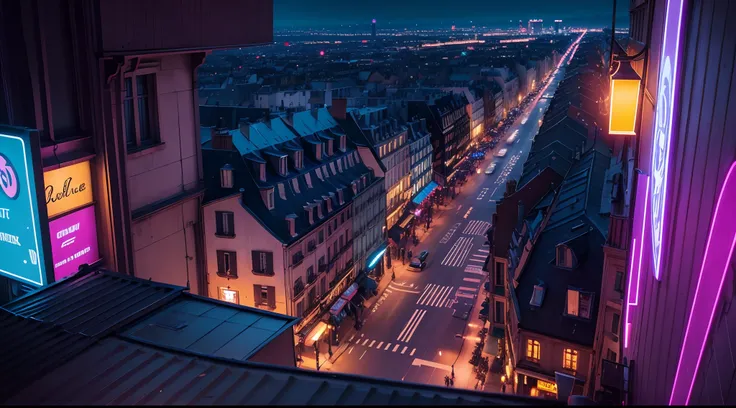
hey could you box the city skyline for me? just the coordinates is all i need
[274,0,629,29]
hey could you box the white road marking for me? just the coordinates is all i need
[463,207,473,219]
[410,348,417,356]
[360,350,367,360]
[468,258,485,263]
[456,292,476,299]
[463,220,491,236]
[385,289,393,294]
[459,286,479,292]
[491,187,498,196]
[348,346,354,354]
[478,249,490,253]
[397,309,427,342]
[348,335,355,342]
[369,340,376,347]
[411,358,452,372]
[441,237,474,267]
[464,277,482,283]
[385,343,392,351]
[388,283,422,294]
[361,334,365,337]
[377,341,384,349]
[362,339,370,346]
[393,344,401,352]
[401,346,408,354]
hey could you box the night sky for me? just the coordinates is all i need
[274,0,629,29]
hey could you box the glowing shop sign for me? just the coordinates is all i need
[48,205,99,281]
[537,380,558,394]
[670,162,736,405]
[219,287,239,304]
[44,161,94,219]
[651,0,686,281]
[0,130,46,286]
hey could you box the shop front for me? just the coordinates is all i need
[515,369,559,400]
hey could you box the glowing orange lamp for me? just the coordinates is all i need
[608,59,642,136]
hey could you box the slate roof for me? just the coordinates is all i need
[0,271,556,406]
[514,144,611,346]
[202,108,381,244]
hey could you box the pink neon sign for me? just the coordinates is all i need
[624,174,649,350]
[669,161,736,405]
[650,0,686,281]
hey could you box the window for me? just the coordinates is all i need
[215,211,235,237]
[294,277,304,297]
[318,230,324,244]
[296,300,305,317]
[123,74,158,150]
[526,339,540,362]
[218,287,239,304]
[614,271,624,292]
[251,250,274,275]
[563,349,578,371]
[607,348,617,362]
[279,157,288,176]
[494,301,505,324]
[556,245,574,268]
[254,284,276,308]
[295,150,304,170]
[611,313,621,334]
[220,164,234,188]
[216,251,237,278]
[495,262,504,287]
[566,289,593,319]
[320,276,326,296]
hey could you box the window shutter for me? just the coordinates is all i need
[267,286,276,308]
[226,213,234,236]
[266,252,274,274]
[217,251,224,274]
[253,285,261,305]
[229,252,237,277]
[216,212,224,235]
[251,251,260,273]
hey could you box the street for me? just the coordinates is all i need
[325,33,584,391]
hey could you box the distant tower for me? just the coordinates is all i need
[554,19,562,34]
[372,19,377,42]
[519,20,523,33]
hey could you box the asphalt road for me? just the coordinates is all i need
[328,34,584,389]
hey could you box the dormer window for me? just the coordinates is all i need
[566,288,593,319]
[279,157,288,176]
[351,181,358,195]
[556,244,575,269]
[324,196,333,213]
[339,135,346,151]
[286,215,297,237]
[258,163,266,182]
[327,140,334,156]
[337,188,345,205]
[314,143,323,161]
[530,282,546,307]
[220,164,234,188]
[261,188,275,210]
[295,150,304,170]
[316,202,323,219]
[304,205,314,225]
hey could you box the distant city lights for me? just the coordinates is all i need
[319,50,325,56]
[421,39,485,48]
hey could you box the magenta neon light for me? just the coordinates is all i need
[624,174,650,349]
[669,161,736,405]
[650,0,686,281]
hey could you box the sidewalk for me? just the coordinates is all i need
[449,275,491,391]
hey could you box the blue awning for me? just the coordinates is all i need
[412,181,439,205]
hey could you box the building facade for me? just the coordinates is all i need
[408,119,433,198]
[0,0,272,301]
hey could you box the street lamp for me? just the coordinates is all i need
[608,59,642,136]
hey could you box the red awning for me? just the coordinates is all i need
[341,283,359,302]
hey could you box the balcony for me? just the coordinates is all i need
[293,280,305,298]
[307,271,318,285]
[292,252,305,267]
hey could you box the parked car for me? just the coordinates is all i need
[417,250,429,262]
[496,148,508,157]
[407,259,426,272]
[485,163,497,174]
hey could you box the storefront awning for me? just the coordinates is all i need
[398,213,415,229]
[330,298,348,316]
[304,321,328,348]
[341,283,359,302]
[366,242,388,271]
[412,181,439,205]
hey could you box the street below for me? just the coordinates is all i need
[324,33,585,392]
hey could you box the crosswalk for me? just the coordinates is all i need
[441,236,474,267]
[463,220,491,236]
[397,309,426,343]
[416,284,455,308]
[347,334,417,357]
[476,188,489,201]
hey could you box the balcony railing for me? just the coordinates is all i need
[292,252,305,267]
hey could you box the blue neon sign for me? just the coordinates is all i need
[0,129,47,286]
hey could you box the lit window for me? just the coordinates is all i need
[526,339,540,362]
[123,73,159,150]
[566,289,593,319]
[563,348,578,371]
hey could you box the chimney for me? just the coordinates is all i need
[517,200,525,227]
[239,121,251,141]
[211,128,234,150]
[420,118,427,132]
[505,179,517,196]
[329,98,348,120]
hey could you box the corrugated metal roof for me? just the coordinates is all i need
[121,295,296,362]
[0,309,97,403]
[7,337,560,406]
[2,270,182,337]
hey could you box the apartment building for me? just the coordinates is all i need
[200,108,382,365]
[0,0,272,301]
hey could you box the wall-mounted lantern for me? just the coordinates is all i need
[608,59,642,136]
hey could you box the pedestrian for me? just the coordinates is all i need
[502,383,506,393]
[445,376,450,387]
[407,250,413,260]
[449,378,454,387]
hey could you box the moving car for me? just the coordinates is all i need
[407,250,430,272]
[485,163,497,174]
[506,130,519,145]
[496,148,508,158]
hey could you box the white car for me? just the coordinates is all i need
[485,163,497,174]
[496,148,508,158]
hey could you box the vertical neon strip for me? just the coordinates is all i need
[650,0,686,281]
[670,162,736,405]
[624,175,650,349]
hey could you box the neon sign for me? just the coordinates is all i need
[670,161,736,405]
[651,0,686,281]
[624,174,649,349]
